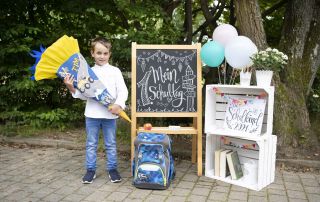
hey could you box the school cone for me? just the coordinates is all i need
[119,111,131,123]
[29,35,131,123]
[108,105,131,123]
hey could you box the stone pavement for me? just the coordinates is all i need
[0,145,319,202]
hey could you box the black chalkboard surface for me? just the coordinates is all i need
[136,49,198,112]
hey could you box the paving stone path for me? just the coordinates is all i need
[1,145,319,202]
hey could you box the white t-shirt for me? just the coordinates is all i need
[72,63,128,119]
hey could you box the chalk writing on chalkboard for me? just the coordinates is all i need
[136,49,197,112]
[223,97,266,136]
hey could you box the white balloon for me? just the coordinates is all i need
[225,36,258,69]
[212,24,238,47]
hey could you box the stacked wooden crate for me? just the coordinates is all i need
[204,84,277,191]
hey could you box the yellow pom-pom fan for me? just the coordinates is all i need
[30,35,79,80]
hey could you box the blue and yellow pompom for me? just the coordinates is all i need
[29,35,79,81]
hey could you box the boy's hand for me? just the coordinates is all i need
[63,74,76,94]
[109,104,122,115]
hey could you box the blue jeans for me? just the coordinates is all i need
[85,117,117,171]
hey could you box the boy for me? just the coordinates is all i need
[63,37,128,184]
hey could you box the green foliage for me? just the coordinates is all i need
[0,102,85,133]
[0,0,183,133]
[259,0,286,46]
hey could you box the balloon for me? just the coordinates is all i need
[200,40,225,67]
[225,36,258,69]
[212,24,238,47]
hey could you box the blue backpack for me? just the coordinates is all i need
[132,132,175,189]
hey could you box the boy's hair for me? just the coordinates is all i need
[91,37,112,52]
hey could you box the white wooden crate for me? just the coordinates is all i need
[205,133,277,191]
[205,84,274,139]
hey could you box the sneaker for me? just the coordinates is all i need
[82,169,96,184]
[108,169,122,183]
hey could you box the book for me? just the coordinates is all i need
[219,149,232,177]
[226,151,243,180]
[214,149,224,176]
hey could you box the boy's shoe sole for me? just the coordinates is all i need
[82,174,96,184]
[109,175,122,183]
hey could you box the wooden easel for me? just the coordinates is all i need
[131,43,203,176]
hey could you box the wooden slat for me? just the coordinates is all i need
[196,42,203,176]
[215,85,270,95]
[215,103,227,111]
[137,127,197,134]
[131,42,137,161]
[135,44,200,49]
[135,112,198,117]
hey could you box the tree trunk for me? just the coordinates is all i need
[234,0,267,49]
[184,0,193,44]
[235,0,320,148]
[276,0,320,147]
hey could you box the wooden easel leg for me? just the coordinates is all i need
[197,136,202,176]
[192,134,197,163]
[131,118,137,176]
[197,119,202,176]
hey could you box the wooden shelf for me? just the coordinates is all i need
[135,112,199,117]
[137,126,197,135]
[205,169,258,190]
[205,126,269,141]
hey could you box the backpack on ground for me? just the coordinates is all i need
[132,132,175,190]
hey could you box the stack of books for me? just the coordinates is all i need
[214,149,243,180]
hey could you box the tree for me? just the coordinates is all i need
[276,0,320,147]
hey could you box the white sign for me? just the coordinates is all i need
[224,97,266,136]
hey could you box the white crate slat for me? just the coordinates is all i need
[262,137,269,188]
[266,135,273,187]
[270,135,277,182]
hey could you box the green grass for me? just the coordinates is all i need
[0,123,51,137]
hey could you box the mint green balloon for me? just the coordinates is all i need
[200,40,225,67]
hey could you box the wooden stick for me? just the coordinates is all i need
[229,68,235,85]
[224,60,227,84]
[217,66,221,84]
[232,69,241,85]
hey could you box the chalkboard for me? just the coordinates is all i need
[135,49,198,112]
